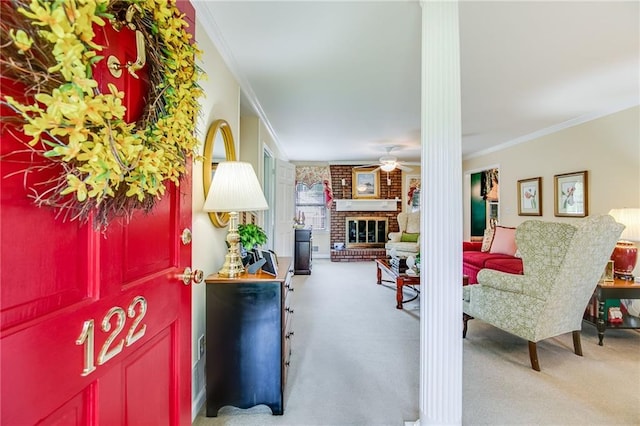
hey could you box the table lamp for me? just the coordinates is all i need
[608,208,640,281]
[203,161,268,278]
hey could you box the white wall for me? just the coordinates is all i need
[190,17,241,417]
[463,107,639,227]
[240,114,286,184]
[463,106,640,274]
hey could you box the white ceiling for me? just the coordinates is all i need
[194,1,639,164]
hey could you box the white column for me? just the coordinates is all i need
[418,1,463,425]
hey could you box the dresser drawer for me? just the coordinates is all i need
[283,327,293,385]
[282,267,294,386]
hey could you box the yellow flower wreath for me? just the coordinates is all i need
[1,0,203,227]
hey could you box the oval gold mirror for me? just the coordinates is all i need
[203,119,237,227]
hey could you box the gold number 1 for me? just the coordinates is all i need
[75,319,96,377]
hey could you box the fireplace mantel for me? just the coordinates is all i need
[335,199,399,212]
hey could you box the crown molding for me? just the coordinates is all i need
[463,102,639,161]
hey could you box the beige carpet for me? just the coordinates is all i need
[193,259,640,426]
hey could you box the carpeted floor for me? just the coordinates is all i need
[193,259,640,426]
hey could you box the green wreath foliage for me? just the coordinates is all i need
[0,0,204,228]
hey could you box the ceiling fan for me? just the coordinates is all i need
[355,147,413,172]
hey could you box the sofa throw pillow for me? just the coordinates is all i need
[401,232,419,243]
[489,226,517,256]
[481,228,495,252]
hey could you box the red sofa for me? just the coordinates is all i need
[463,241,523,284]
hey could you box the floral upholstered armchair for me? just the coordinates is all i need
[463,215,623,371]
[385,211,420,257]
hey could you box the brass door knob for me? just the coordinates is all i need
[179,267,203,285]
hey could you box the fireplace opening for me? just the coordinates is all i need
[346,217,388,248]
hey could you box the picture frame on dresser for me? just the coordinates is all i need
[517,177,542,216]
[554,170,588,217]
[600,260,614,282]
[261,249,278,276]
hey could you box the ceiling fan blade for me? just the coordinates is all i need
[354,163,380,169]
[397,164,413,172]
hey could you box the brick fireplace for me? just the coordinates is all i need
[329,165,402,261]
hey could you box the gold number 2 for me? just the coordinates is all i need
[98,306,126,365]
[126,296,147,346]
[76,296,148,376]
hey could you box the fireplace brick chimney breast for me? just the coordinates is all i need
[329,165,404,261]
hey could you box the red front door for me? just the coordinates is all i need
[0,167,193,425]
[0,3,195,424]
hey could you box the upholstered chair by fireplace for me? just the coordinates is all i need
[385,211,420,257]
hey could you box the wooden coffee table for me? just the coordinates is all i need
[375,258,420,309]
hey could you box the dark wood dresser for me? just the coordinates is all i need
[204,257,294,416]
[294,228,312,274]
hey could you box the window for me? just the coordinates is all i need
[295,182,326,230]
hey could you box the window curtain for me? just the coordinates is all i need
[295,166,333,207]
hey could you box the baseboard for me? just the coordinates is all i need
[191,359,206,422]
[192,386,206,422]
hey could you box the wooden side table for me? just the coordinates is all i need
[583,278,640,345]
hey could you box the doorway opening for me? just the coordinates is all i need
[263,147,275,250]
[466,167,499,240]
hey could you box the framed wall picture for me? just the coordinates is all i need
[352,168,379,199]
[517,177,542,216]
[406,174,421,212]
[554,170,588,217]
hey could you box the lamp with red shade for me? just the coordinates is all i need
[608,208,640,281]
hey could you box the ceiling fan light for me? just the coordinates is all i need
[381,163,396,172]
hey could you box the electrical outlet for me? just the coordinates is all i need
[198,335,205,360]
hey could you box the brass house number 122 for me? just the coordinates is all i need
[75,296,148,376]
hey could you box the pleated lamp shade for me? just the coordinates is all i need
[203,161,268,213]
[609,208,640,242]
